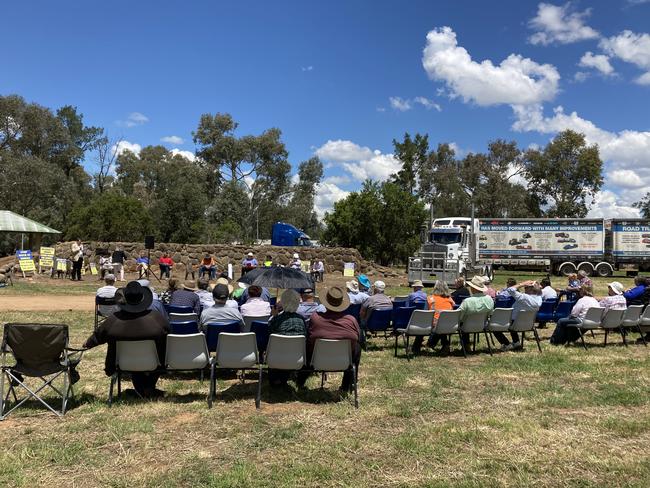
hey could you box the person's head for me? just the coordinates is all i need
[524,282,542,296]
[280,289,300,313]
[608,281,624,296]
[568,273,577,281]
[104,274,116,286]
[635,276,646,286]
[140,250,145,257]
[578,269,587,279]
[432,280,451,298]
[204,253,211,260]
[247,252,254,259]
[167,278,180,291]
[301,288,315,302]
[358,274,371,291]
[163,252,168,258]
[506,278,517,288]
[455,277,466,289]
[373,281,386,294]
[197,278,210,291]
[183,280,197,291]
[293,253,299,260]
[321,286,350,312]
[346,280,359,293]
[412,280,424,291]
[116,245,122,251]
[579,284,593,297]
[540,277,551,288]
[248,285,262,298]
[466,276,487,295]
[76,238,81,243]
[212,284,230,304]
[115,281,153,313]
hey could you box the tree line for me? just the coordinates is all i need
[0,95,323,253]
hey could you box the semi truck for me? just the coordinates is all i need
[271,222,313,247]
[408,217,650,284]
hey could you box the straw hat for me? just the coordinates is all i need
[216,277,234,294]
[346,280,359,292]
[412,280,424,288]
[183,280,197,291]
[608,281,624,295]
[321,286,350,312]
[466,275,487,293]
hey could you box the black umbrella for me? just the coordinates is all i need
[240,266,314,290]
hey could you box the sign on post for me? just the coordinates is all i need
[343,262,355,277]
[301,261,311,273]
[89,263,98,275]
[39,247,55,273]
[16,250,35,277]
[56,259,68,272]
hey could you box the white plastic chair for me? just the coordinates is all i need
[165,333,209,371]
[395,310,435,360]
[257,334,307,407]
[459,311,490,356]
[510,309,541,352]
[110,340,160,404]
[600,309,626,346]
[621,305,646,346]
[311,338,358,408]
[169,312,199,323]
[569,307,604,350]
[211,332,261,408]
[431,309,461,353]
[242,315,270,333]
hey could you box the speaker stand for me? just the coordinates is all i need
[146,249,162,284]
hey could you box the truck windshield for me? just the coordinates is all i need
[430,232,462,245]
[298,237,312,246]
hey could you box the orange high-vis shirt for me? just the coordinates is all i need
[428,295,455,321]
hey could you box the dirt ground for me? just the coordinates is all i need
[0,295,95,311]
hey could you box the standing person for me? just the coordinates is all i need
[158,252,173,279]
[199,253,217,280]
[408,280,428,304]
[71,239,84,281]
[425,280,456,355]
[599,282,627,312]
[83,281,169,397]
[540,277,557,300]
[550,284,600,345]
[241,252,258,275]
[492,280,542,351]
[296,286,361,393]
[136,251,149,279]
[199,284,244,329]
[450,277,470,304]
[111,246,126,281]
[290,253,301,269]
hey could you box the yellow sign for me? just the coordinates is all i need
[19,258,36,272]
[301,261,311,273]
[39,247,55,268]
[343,262,355,277]
[89,263,98,275]
[56,259,67,271]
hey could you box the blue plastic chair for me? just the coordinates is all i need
[536,299,557,323]
[170,320,199,335]
[411,300,427,311]
[493,297,510,309]
[250,320,270,358]
[344,303,362,322]
[205,321,241,352]
[392,306,416,333]
[366,308,393,333]
[553,301,576,322]
[269,297,277,307]
[166,305,194,314]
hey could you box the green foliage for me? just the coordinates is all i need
[524,129,603,217]
[322,181,426,265]
[633,193,650,219]
[65,191,154,241]
[286,157,324,237]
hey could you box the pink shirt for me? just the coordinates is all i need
[240,298,271,317]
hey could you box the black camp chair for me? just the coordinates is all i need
[95,296,119,330]
[0,323,85,419]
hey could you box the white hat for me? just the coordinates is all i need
[467,275,487,293]
[608,281,624,295]
[346,280,359,292]
[374,280,386,291]
[412,280,424,288]
[247,252,254,257]
[238,282,248,289]
[293,253,299,259]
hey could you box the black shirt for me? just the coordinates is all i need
[111,250,126,264]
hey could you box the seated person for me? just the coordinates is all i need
[599,282,627,311]
[96,274,118,298]
[425,280,455,355]
[482,277,496,299]
[408,280,427,304]
[457,276,494,349]
[239,284,271,304]
[158,253,173,279]
[550,284,600,345]
[214,277,239,308]
[166,278,201,315]
[496,278,517,298]
[289,253,301,269]
[268,290,308,386]
[136,251,149,279]
[358,274,371,294]
[137,279,168,319]
[200,284,244,329]
[199,253,217,280]
[311,260,325,282]
[83,281,169,397]
[241,285,272,317]
[296,286,361,392]
[360,280,392,329]
[98,255,114,280]
[194,278,215,309]
[450,277,470,303]
[540,277,557,300]
[297,288,326,322]
[492,280,541,351]
[241,252,258,275]
[347,280,369,305]
[624,276,648,306]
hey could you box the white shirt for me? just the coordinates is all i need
[241,298,272,316]
[507,287,542,320]
[348,291,369,305]
[194,289,215,309]
[541,286,557,300]
[96,285,117,298]
[225,299,239,308]
[290,259,301,269]
[571,296,600,320]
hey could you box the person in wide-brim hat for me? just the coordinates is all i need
[115,281,154,313]
[466,275,487,293]
[321,286,351,312]
[216,277,234,295]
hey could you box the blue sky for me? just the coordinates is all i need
[2,0,650,217]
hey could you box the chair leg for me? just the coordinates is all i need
[61,371,70,415]
[0,370,5,419]
[117,372,122,397]
[472,333,476,353]
[637,326,647,346]
[405,335,410,362]
[521,332,525,348]
[578,329,587,351]
[485,332,493,356]
[458,332,467,358]
[352,364,359,409]
[620,327,628,347]
[533,329,542,353]
[590,330,596,339]
[108,374,115,406]
[394,334,398,357]
[208,362,215,408]
[603,329,608,347]
[320,372,325,389]
[255,366,262,410]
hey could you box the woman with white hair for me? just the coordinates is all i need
[268,289,307,386]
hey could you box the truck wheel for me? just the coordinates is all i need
[577,262,594,276]
[595,263,613,277]
[558,262,576,276]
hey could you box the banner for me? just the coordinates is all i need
[39,247,55,268]
[612,222,650,257]
[16,250,32,260]
[56,259,67,271]
[343,262,355,277]
[19,258,36,272]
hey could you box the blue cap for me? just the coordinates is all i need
[358,274,371,289]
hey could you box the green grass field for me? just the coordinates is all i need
[0,271,649,487]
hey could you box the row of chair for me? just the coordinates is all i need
[111,332,358,409]
[568,305,649,350]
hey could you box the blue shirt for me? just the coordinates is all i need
[136,257,149,264]
[507,287,542,320]
[624,285,645,301]
[408,290,428,303]
[242,258,258,267]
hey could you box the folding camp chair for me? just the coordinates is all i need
[211,332,261,408]
[311,338,358,408]
[166,305,194,315]
[620,305,647,346]
[95,296,118,330]
[257,334,306,407]
[553,301,576,322]
[344,303,362,323]
[600,309,626,346]
[250,321,270,361]
[169,321,199,335]
[165,333,210,406]
[169,312,199,323]
[536,299,557,326]
[391,306,415,334]
[1,323,85,419]
[510,310,541,352]
[365,308,393,336]
[109,340,161,404]
[395,310,435,360]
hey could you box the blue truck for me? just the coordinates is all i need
[271,222,313,247]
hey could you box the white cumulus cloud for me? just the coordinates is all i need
[315,140,374,162]
[414,96,442,111]
[600,30,650,84]
[528,2,599,46]
[587,190,641,218]
[170,149,196,162]
[111,140,141,156]
[161,135,184,144]
[117,112,149,128]
[579,51,615,75]
[314,140,402,183]
[314,182,350,217]
[389,97,412,111]
[608,169,645,188]
[422,26,560,106]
